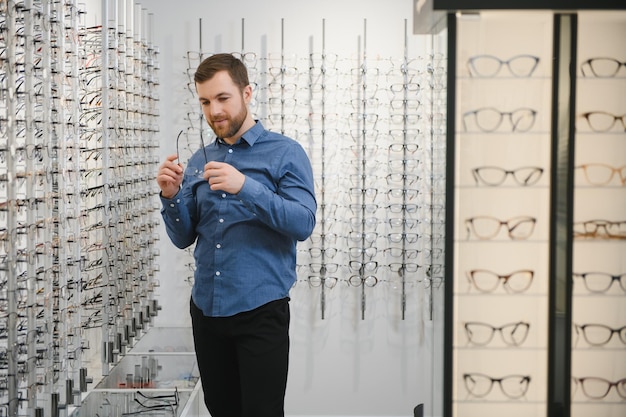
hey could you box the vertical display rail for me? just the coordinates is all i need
[125,0,138,343]
[355,18,369,321]
[144,9,160,326]
[443,15,456,417]
[112,0,124,356]
[22,1,38,413]
[548,14,575,417]
[314,19,329,319]
[51,0,68,411]
[121,0,132,356]
[278,19,286,135]
[4,2,19,416]
[180,17,201,291]
[398,19,410,320]
[41,0,56,412]
[137,3,153,336]
[100,0,115,375]
[136,5,149,334]
[188,17,204,155]
[66,0,83,408]
[53,0,80,409]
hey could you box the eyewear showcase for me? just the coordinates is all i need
[449,9,625,417]
[0,1,624,417]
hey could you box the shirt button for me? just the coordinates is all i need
[216,244,221,249]
[228,149,233,153]
[169,203,175,207]
[175,218,180,222]
[219,218,224,223]
[176,199,180,203]
[215,271,221,276]
[221,193,226,198]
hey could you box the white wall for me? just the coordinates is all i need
[131,1,444,416]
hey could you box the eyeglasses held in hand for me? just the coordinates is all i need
[464,321,530,346]
[463,373,531,399]
[466,269,534,293]
[465,216,537,240]
[573,271,626,293]
[574,323,626,347]
[462,107,537,133]
[467,54,540,78]
[580,57,626,78]
[581,111,626,132]
[573,219,626,239]
[572,376,626,400]
[175,129,209,179]
[575,163,626,186]
[472,166,544,186]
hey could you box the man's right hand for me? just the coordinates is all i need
[156,154,183,199]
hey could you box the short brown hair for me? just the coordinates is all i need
[194,53,250,91]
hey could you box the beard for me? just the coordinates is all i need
[208,103,248,140]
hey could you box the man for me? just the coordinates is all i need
[156,53,317,417]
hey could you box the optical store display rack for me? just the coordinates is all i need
[0,1,163,416]
[440,4,626,417]
[180,18,448,323]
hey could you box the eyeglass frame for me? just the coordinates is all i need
[175,129,209,178]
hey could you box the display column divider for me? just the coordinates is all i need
[547,13,576,417]
[100,0,114,376]
[66,0,82,407]
[443,12,456,417]
[358,18,368,321]
[279,18,286,135]
[23,1,38,411]
[400,18,410,321]
[317,19,328,320]
[5,2,18,416]
[41,0,55,408]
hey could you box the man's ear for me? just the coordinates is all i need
[243,84,253,103]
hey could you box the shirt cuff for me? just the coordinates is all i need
[160,192,184,216]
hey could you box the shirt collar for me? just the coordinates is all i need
[216,120,264,147]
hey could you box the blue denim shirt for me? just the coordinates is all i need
[160,121,317,317]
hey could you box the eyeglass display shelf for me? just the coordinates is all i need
[94,354,199,390]
[69,328,200,417]
[68,389,194,417]
[126,327,195,353]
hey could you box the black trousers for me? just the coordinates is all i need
[190,297,290,417]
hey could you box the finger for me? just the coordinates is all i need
[157,174,181,187]
[166,153,179,162]
[161,160,183,174]
[205,160,226,170]
[159,166,183,178]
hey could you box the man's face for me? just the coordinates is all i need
[196,70,251,142]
